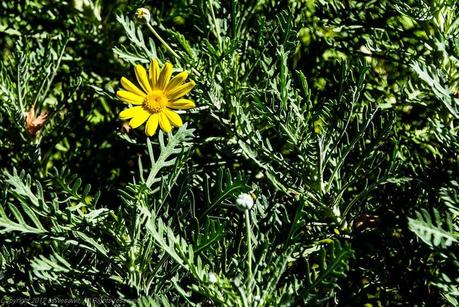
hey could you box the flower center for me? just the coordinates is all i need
[144,90,168,113]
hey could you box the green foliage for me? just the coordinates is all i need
[114,14,158,65]
[408,181,459,304]
[0,0,458,306]
[408,208,457,248]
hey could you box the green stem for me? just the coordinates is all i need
[146,23,181,60]
[146,23,201,77]
[245,209,252,283]
[209,0,222,50]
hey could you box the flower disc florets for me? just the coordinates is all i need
[144,90,168,113]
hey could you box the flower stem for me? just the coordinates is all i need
[245,209,252,282]
[209,0,222,51]
[146,23,181,60]
[146,23,201,77]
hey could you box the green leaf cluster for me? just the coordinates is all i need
[0,0,458,305]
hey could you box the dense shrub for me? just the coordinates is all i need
[0,0,458,305]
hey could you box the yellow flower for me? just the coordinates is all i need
[117,59,196,136]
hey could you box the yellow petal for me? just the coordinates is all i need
[120,77,146,97]
[166,81,196,100]
[168,99,196,110]
[145,113,159,136]
[157,62,173,90]
[158,112,172,133]
[117,90,144,105]
[149,59,160,89]
[129,110,150,129]
[166,71,189,91]
[134,64,152,93]
[164,109,183,127]
[119,106,145,120]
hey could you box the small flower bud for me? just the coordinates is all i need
[135,8,151,24]
[173,16,185,26]
[208,272,218,284]
[236,193,254,211]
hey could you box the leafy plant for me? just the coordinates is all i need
[0,0,458,306]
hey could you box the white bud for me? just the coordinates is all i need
[208,272,218,284]
[236,193,254,210]
[135,8,151,24]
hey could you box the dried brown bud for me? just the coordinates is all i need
[25,107,48,137]
[121,121,132,133]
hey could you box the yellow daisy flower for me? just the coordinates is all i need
[117,59,196,136]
